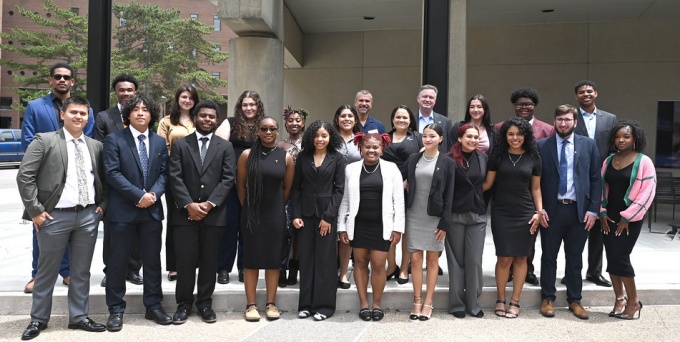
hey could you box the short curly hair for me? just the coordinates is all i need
[608,120,647,153]
[300,120,343,155]
[510,87,540,105]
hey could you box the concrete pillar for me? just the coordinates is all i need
[448,0,467,121]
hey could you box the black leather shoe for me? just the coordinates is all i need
[238,270,244,283]
[173,307,190,324]
[586,274,612,287]
[199,307,217,323]
[525,272,539,286]
[68,317,106,332]
[507,271,513,282]
[167,273,177,281]
[126,272,143,285]
[21,321,47,340]
[145,308,173,325]
[217,270,230,284]
[452,311,465,318]
[106,312,123,332]
[560,277,567,285]
[100,275,107,287]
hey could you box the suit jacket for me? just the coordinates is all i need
[17,129,107,220]
[405,152,455,230]
[21,93,95,151]
[538,134,601,222]
[104,128,168,223]
[168,133,236,226]
[291,150,346,223]
[573,108,617,164]
[94,105,125,142]
[494,117,555,140]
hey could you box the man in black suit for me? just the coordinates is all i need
[416,85,452,153]
[103,95,171,331]
[572,80,617,288]
[168,100,236,324]
[538,105,601,320]
[94,73,143,287]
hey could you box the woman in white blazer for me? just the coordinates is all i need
[338,132,405,322]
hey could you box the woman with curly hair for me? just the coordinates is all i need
[600,120,656,320]
[291,120,346,321]
[483,117,543,318]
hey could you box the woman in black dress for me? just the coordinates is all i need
[483,117,543,318]
[291,120,346,321]
[237,117,295,322]
[600,120,656,320]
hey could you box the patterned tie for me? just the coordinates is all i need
[138,135,149,190]
[73,139,89,206]
[200,137,209,165]
[559,139,568,195]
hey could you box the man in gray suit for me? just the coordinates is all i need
[416,84,453,153]
[572,80,617,288]
[17,96,107,340]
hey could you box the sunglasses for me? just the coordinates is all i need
[51,74,73,81]
[259,127,278,133]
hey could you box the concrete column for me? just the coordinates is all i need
[448,0,467,121]
[227,37,284,122]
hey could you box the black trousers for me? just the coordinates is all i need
[217,189,244,273]
[586,219,604,276]
[165,188,177,272]
[298,216,338,317]
[103,218,142,274]
[174,223,222,309]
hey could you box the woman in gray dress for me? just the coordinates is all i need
[404,123,455,320]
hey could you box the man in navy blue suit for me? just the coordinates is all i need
[537,104,601,320]
[20,62,95,294]
[103,94,171,331]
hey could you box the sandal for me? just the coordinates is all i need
[419,304,433,321]
[359,308,372,321]
[505,299,520,319]
[410,297,423,320]
[371,308,385,321]
[494,300,507,317]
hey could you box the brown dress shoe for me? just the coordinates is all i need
[24,278,35,294]
[540,299,555,317]
[569,301,589,319]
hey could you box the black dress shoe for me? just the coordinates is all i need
[338,279,351,289]
[67,317,106,332]
[438,266,444,276]
[217,270,230,284]
[106,312,124,332]
[126,272,143,285]
[586,274,612,287]
[173,307,190,324]
[167,273,177,281]
[238,270,244,283]
[21,321,47,340]
[100,275,107,287]
[199,307,217,323]
[525,272,539,286]
[560,277,567,285]
[507,271,513,282]
[145,308,173,325]
[452,311,465,318]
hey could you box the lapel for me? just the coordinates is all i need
[573,135,583,168]
[197,134,221,174]
[547,135,559,172]
[84,136,98,174]
[111,106,125,131]
[57,129,68,172]
[185,133,203,173]
[44,94,60,130]
[123,128,144,172]
[316,152,334,174]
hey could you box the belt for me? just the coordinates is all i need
[54,204,93,212]
[557,199,576,205]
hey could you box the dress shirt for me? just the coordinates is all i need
[418,111,434,133]
[55,129,95,208]
[129,125,149,160]
[579,107,597,139]
[196,131,213,151]
[556,134,576,201]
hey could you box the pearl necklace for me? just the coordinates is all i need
[508,152,524,167]
[362,161,380,174]
[423,152,439,162]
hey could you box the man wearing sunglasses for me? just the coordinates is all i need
[20,62,96,295]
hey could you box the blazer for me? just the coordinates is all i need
[291,150,346,223]
[21,93,95,151]
[94,105,125,142]
[451,151,488,214]
[573,108,617,164]
[538,134,601,222]
[169,133,236,226]
[405,152,455,230]
[104,128,168,223]
[600,153,656,223]
[494,117,555,140]
[17,129,107,220]
[337,159,405,240]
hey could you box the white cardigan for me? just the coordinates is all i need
[337,159,405,240]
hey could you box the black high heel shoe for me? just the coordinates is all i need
[386,266,400,281]
[618,301,642,320]
[608,296,627,318]
[666,226,678,241]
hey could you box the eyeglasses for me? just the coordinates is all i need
[259,127,278,133]
[51,74,73,81]
[514,102,535,108]
[555,118,574,123]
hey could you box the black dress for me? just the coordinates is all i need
[602,162,642,277]
[489,152,542,256]
[241,147,287,269]
[350,165,391,252]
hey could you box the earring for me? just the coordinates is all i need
[633,142,636,151]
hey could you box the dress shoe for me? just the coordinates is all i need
[21,321,47,340]
[568,301,589,320]
[386,266,400,281]
[145,308,173,325]
[100,275,107,287]
[217,270,229,284]
[62,276,70,286]
[452,311,465,318]
[238,270,244,283]
[67,317,106,332]
[438,266,444,276]
[525,272,539,286]
[560,277,567,285]
[396,275,409,285]
[199,307,217,323]
[106,312,124,332]
[173,307,190,324]
[338,279,351,289]
[507,271,513,282]
[278,271,288,288]
[126,272,143,285]
[470,310,484,318]
[540,299,555,317]
[167,272,177,281]
[586,274,612,287]
[24,278,35,294]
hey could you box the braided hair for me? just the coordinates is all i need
[245,116,278,229]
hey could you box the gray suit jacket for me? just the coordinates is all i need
[94,105,125,142]
[573,108,617,164]
[17,129,107,220]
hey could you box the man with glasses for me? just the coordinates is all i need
[20,62,95,294]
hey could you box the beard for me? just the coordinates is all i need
[53,86,70,95]
[557,127,574,138]
[195,125,215,136]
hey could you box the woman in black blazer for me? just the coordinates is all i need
[291,120,346,321]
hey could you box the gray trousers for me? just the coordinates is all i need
[444,212,486,315]
[31,206,100,324]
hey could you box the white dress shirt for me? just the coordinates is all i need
[55,130,95,208]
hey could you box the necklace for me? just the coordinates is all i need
[261,146,277,156]
[362,161,380,174]
[464,152,474,168]
[508,152,524,167]
[423,152,439,162]
[615,152,636,165]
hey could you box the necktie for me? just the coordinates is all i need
[138,135,148,190]
[200,137,209,165]
[559,140,568,195]
[73,139,89,206]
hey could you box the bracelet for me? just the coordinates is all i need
[535,210,545,215]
